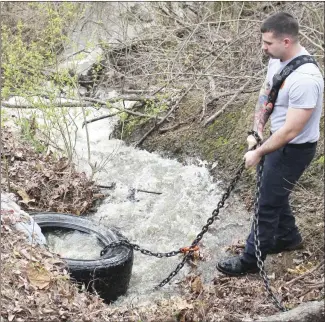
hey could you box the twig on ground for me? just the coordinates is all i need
[286,259,324,286]
[298,282,324,298]
[200,93,207,121]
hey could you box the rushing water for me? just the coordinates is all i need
[3,101,251,306]
[71,102,251,306]
[43,227,104,260]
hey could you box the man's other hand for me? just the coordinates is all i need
[244,150,262,168]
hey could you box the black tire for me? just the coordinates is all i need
[32,213,133,303]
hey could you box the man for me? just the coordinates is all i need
[217,12,324,276]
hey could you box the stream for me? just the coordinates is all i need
[4,101,251,306]
[51,5,251,305]
[68,102,251,306]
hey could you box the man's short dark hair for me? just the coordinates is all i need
[261,12,299,41]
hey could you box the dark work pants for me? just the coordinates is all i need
[243,142,317,263]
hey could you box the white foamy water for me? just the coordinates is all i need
[71,105,251,306]
[43,228,104,260]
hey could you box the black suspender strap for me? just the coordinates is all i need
[266,55,319,114]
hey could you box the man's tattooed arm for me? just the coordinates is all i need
[253,78,273,136]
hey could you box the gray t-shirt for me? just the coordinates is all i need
[266,47,324,144]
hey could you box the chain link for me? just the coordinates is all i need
[190,163,245,248]
[99,162,246,288]
[156,162,246,288]
[155,252,191,289]
[100,240,182,258]
[248,130,287,311]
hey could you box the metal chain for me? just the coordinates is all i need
[100,130,287,311]
[155,252,191,289]
[100,161,246,288]
[101,132,256,287]
[253,155,287,312]
[156,131,261,287]
[101,240,182,258]
[156,161,246,288]
[248,130,287,311]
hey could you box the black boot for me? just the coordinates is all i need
[268,235,303,254]
[216,256,259,276]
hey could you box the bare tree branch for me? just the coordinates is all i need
[204,68,266,126]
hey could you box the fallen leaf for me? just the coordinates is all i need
[14,151,24,160]
[93,193,105,199]
[173,298,193,311]
[16,190,35,205]
[287,262,314,275]
[43,170,52,178]
[16,189,31,203]
[13,249,21,257]
[191,276,203,294]
[303,290,317,301]
[43,309,54,314]
[8,313,15,322]
[179,314,186,322]
[26,263,51,290]
[293,258,303,264]
[20,249,38,261]
[54,158,69,171]
[3,225,12,232]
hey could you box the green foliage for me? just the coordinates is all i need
[1,3,81,160]
[144,95,169,116]
[17,116,46,154]
[120,112,129,122]
[1,3,78,98]
[121,95,170,138]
